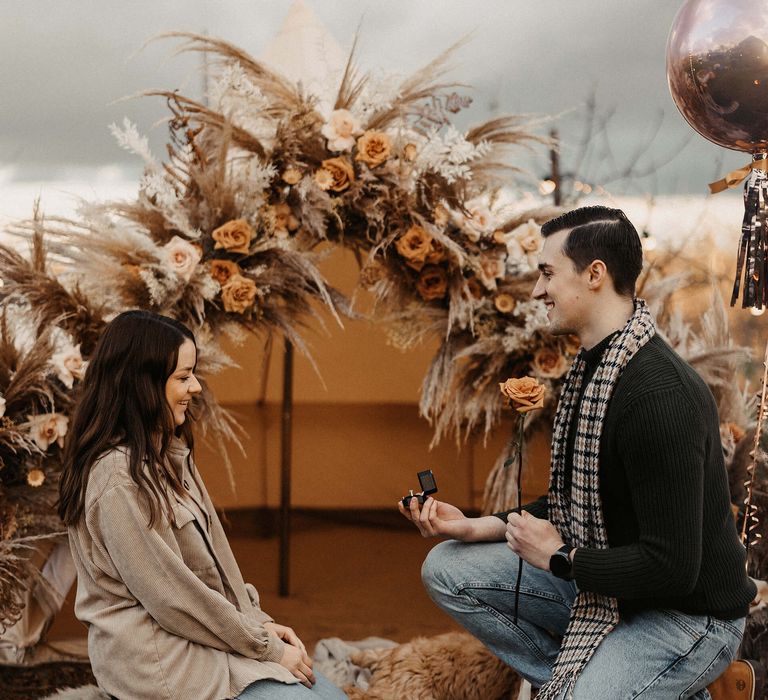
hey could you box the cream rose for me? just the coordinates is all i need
[505,219,542,269]
[321,109,362,152]
[163,235,202,282]
[212,219,254,254]
[531,348,569,379]
[478,254,505,290]
[461,201,497,242]
[315,158,355,192]
[27,413,69,451]
[221,274,258,314]
[499,377,546,414]
[355,131,391,168]
[51,345,86,389]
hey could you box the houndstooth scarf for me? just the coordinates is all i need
[537,299,656,700]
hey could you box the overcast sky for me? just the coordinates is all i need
[0,0,749,200]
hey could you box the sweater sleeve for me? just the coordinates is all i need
[572,387,705,598]
[88,483,285,663]
[493,495,548,523]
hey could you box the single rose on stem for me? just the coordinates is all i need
[499,376,546,413]
[499,375,546,625]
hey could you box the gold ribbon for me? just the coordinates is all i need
[709,158,768,194]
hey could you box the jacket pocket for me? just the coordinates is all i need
[171,502,218,577]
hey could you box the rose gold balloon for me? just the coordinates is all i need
[667,0,768,153]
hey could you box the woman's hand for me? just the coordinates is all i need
[265,622,314,688]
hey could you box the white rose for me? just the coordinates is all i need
[460,200,497,241]
[27,413,69,451]
[163,236,202,282]
[321,109,362,152]
[51,345,86,389]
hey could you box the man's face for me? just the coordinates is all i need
[532,229,591,337]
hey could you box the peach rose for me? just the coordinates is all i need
[499,377,546,414]
[210,259,241,286]
[221,274,258,314]
[51,345,86,389]
[514,219,542,252]
[416,265,448,301]
[531,348,569,379]
[494,293,516,314]
[321,109,362,152]
[163,235,202,282]
[27,468,45,487]
[461,202,497,241]
[395,225,433,271]
[315,157,355,192]
[27,413,69,451]
[282,168,302,185]
[212,219,254,254]
[478,254,506,289]
[355,131,391,168]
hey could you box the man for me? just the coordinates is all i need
[400,206,755,699]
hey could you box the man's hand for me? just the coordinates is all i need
[398,497,472,539]
[505,510,564,570]
[266,622,314,688]
[398,497,507,542]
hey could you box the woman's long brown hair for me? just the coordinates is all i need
[58,310,196,527]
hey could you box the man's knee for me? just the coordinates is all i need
[421,539,459,597]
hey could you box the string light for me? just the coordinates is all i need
[538,180,556,196]
[751,305,766,316]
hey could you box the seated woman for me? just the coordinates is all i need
[59,310,347,700]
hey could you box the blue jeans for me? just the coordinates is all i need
[236,670,348,699]
[422,540,745,699]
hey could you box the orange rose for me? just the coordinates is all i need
[315,157,355,192]
[212,219,254,254]
[210,259,241,286]
[395,225,433,270]
[416,265,448,301]
[426,239,447,265]
[355,131,391,168]
[494,293,516,314]
[531,348,568,379]
[221,274,258,314]
[499,377,546,414]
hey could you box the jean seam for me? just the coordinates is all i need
[679,644,732,699]
[710,617,743,639]
[454,580,570,606]
[660,610,707,641]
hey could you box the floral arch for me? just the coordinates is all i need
[0,34,748,631]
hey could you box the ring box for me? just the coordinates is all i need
[401,469,438,507]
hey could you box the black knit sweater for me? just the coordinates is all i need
[496,334,755,620]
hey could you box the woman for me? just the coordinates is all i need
[59,310,347,700]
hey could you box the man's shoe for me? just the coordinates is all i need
[707,659,764,700]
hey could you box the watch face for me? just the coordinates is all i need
[550,551,572,579]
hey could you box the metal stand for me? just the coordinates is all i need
[279,339,294,597]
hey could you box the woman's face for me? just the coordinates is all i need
[164,339,202,426]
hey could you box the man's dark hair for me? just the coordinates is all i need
[540,206,643,297]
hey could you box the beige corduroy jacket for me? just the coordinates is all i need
[67,441,297,700]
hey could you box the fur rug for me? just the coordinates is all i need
[41,687,106,700]
[343,631,520,700]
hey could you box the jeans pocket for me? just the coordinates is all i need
[660,609,709,643]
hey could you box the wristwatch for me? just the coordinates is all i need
[549,544,573,580]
